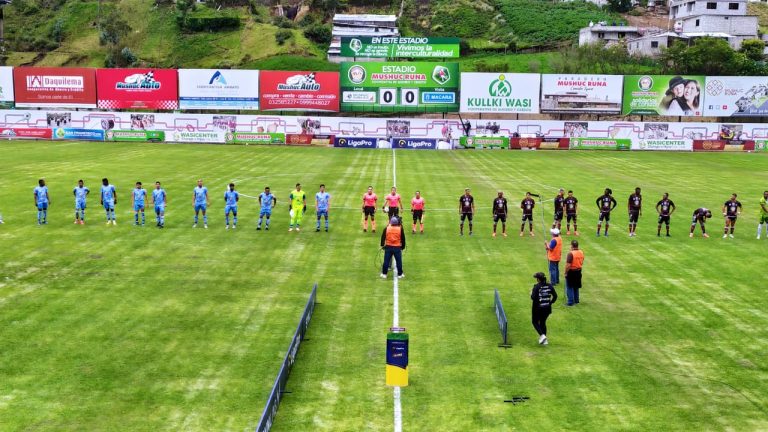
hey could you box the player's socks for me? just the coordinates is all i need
[234,216,237,226]
[203,215,208,225]
[43,210,47,223]
[325,218,329,231]
[37,210,42,224]
[226,215,230,226]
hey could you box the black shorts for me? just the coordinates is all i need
[566,213,577,222]
[388,207,400,218]
[726,215,738,223]
[691,215,705,226]
[460,212,473,222]
[412,210,423,222]
[522,214,533,222]
[553,211,563,222]
[494,213,507,223]
[628,211,640,223]
[658,215,670,225]
[364,206,376,217]
[599,211,611,222]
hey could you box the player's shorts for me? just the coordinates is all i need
[76,201,86,210]
[103,201,115,210]
[658,215,671,225]
[37,202,48,211]
[691,215,706,225]
[494,213,507,223]
[628,211,640,223]
[134,203,145,212]
[387,207,400,218]
[364,206,376,218]
[194,203,207,212]
[761,214,768,224]
[522,214,533,222]
[412,210,423,222]
[566,213,577,222]
[553,211,563,222]
[598,211,611,222]
[317,209,328,218]
[225,205,237,214]
[260,209,272,217]
[154,204,165,214]
[460,212,473,222]
[726,215,738,222]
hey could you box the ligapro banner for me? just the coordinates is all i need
[179,69,259,110]
[460,73,540,114]
[703,76,768,117]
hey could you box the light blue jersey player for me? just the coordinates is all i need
[132,182,147,226]
[315,184,331,232]
[100,178,118,225]
[224,183,239,229]
[193,179,209,228]
[33,178,50,225]
[151,181,167,228]
[73,179,89,224]
[257,186,277,230]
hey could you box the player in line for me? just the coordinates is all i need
[132,182,147,226]
[758,191,768,239]
[193,179,209,229]
[34,179,51,225]
[722,193,742,238]
[224,183,239,229]
[289,183,306,232]
[151,181,167,228]
[552,188,565,231]
[73,179,89,225]
[689,207,713,238]
[362,186,378,233]
[627,187,642,237]
[316,184,330,232]
[101,178,117,225]
[459,188,475,236]
[564,190,579,236]
[492,191,508,238]
[595,188,617,236]
[655,193,676,237]
[257,186,276,231]
[411,191,425,234]
[520,192,535,237]
[384,187,402,220]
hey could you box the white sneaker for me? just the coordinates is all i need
[542,337,549,346]
[723,234,728,238]
[758,235,761,240]
[729,234,734,238]
[193,223,197,228]
[689,233,694,238]
[397,274,405,279]
[225,225,229,230]
[296,227,300,232]
[289,228,293,232]
[232,225,236,229]
[538,334,546,344]
[204,224,208,229]
[380,273,387,279]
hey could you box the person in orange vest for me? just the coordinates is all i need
[380,217,406,279]
[564,240,585,306]
[544,228,563,285]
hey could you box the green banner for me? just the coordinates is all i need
[106,130,165,142]
[622,75,705,116]
[340,62,459,113]
[225,132,285,145]
[755,140,768,152]
[340,37,460,59]
[459,136,509,149]
[570,138,631,150]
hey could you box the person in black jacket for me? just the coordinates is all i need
[531,272,558,345]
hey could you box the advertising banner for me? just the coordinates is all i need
[226,132,285,145]
[340,62,459,113]
[169,130,226,143]
[13,67,97,108]
[570,137,631,150]
[510,137,569,150]
[0,127,52,139]
[0,67,14,108]
[259,71,339,112]
[460,73,539,114]
[692,140,755,151]
[623,75,705,116]
[459,136,509,149]
[540,74,623,114]
[106,130,165,142]
[390,137,438,150]
[52,128,105,141]
[703,76,768,117]
[340,36,460,59]
[755,140,768,152]
[179,69,259,110]
[97,69,179,110]
[333,136,377,148]
[286,134,335,146]
[634,139,691,151]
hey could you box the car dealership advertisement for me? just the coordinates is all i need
[225,132,285,145]
[703,76,768,117]
[623,75,705,116]
[340,37,460,59]
[340,62,459,113]
[460,73,540,114]
[540,74,623,115]
[259,71,339,112]
[0,67,14,108]
[96,68,179,110]
[179,69,259,110]
[13,67,97,108]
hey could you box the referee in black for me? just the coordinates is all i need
[531,272,557,346]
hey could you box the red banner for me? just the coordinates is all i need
[286,134,335,146]
[692,140,755,152]
[260,71,339,112]
[96,69,178,110]
[510,137,569,150]
[13,67,97,108]
[0,127,53,139]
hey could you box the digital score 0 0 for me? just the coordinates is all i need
[340,62,460,113]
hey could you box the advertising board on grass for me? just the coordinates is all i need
[340,36,460,59]
[459,136,509,149]
[170,130,226,144]
[333,137,377,148]
[0,128,53,140]
[391,138,438,150]
[225,132,285,145]
[286,134,335,146]
[106,130,165,142]
[510,137,569,150]
[52,128,105,141]
[570,138,631,150]
[460,73,540,114]
[623,75,704,116]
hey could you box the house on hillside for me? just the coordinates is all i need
[579,23,644,46]
[327,14,399,63]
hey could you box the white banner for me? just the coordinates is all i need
[460,73,540,114]
[178,69,259,110]
[703,76,768,117]
[167,130,226,143]
[540,74,623,115]
[0,67,14,107]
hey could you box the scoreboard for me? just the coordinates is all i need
[340,62,459,113]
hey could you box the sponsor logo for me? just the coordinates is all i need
[348,65,366,84]
[209,71,227,85]
[343,91,375,102]
[349,38,363,54]
[115,71,161,90]
[489,74,512,97]
[277,72,321,91]
[706,79,723,96]
[637,76,653,91]
[432,66,450,85]
[422,92,455,103]
[26,75,84,91]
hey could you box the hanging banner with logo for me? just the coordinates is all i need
[52,128,105,141]
[96,69,179,110]
[178,69,259,110]
[259,71,339,112]
[0,67,14,108]
[333,136,378,148]
[540,74,623,114]
[340,62,459,113]
[225,132,285,145]
[106,130,165,142]
[13,67,97,108]
[703,76,768,117]
[623,75,705,116]
[340,37,460,59]
[459,73,539,114]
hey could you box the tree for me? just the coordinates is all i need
[739,39,765,62]
[99,7,131,46]
[607,0,633,13]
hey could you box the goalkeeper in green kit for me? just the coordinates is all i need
[289,183,307,232]
[758,190,768,240]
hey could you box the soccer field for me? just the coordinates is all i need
[1,142,767,431]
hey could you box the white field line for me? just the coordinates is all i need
[391,148,403,432]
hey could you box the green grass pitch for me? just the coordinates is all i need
[1,142,767,431]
